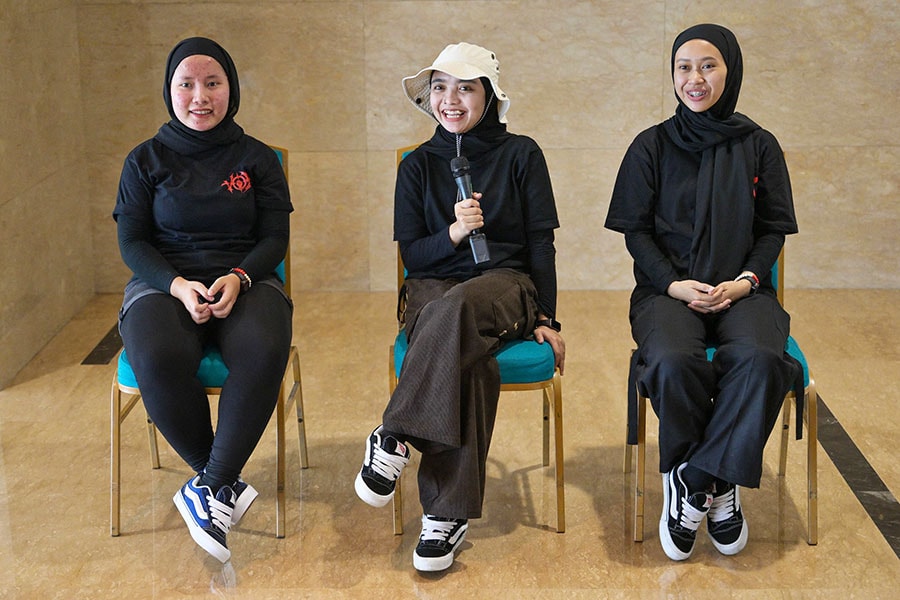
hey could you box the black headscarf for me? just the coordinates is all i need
[154,37,244,156]
[663,24,761,284]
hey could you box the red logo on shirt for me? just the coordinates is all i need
[221,171,252,193]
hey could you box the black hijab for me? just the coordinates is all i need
[154,37,244,156]
[663,24,760,284]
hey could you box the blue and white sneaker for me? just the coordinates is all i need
[231,478,258,526]
[173,476,235,563]
[413,514,468,572]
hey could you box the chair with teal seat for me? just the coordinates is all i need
[388,145,565,534]
[110,145,309,539]
[623,248,818,545]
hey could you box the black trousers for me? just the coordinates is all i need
[119,284,293,488]
[383,269,539,519]
[630,292,793,487]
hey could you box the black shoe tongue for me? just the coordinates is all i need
[687,492,711,510]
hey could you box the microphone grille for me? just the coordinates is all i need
[450,156,470,177]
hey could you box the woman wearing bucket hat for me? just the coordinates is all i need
[114,37,293,563]
[605,24,799,561]
[354,42,564,572]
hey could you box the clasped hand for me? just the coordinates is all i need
[667,279,753,314]
[169,274,242,324]
[449,192,484,246]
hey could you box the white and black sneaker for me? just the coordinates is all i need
[660,463,712,561]
[707,480,748,555]
[354,425,410,507]
[173,475,236,563]
[413,514,468,572]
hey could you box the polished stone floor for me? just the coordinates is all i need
[1,290,898,598]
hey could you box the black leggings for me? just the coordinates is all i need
[120,284,293,489]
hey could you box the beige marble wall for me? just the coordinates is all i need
[3,0,896,384]
[0,1,94,388]
[77,1,899,297]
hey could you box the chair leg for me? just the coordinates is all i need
[806,379,818,545]
[634,389,646,543]
[542,391,551,467]
[111,374,157,537]
[778,395,792,477]
[275,388,286,539]
[551,374,566,533]
[110,381,122,537]
[624,438,634,475]
[388,353,404,535]
[287,347,309,469]
[147,415,160,470]
[392,477,404,535]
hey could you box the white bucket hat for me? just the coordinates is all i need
[402,42,510,123]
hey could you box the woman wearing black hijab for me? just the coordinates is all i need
[606,24,798,561]
[113,37,293,563]
[353,43,563,572]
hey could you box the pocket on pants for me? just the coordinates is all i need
[491,274,538,340]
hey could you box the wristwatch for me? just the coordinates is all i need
[735,272,759,294]
[535,318,562,332]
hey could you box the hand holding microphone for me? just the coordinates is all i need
[450,156,491,264]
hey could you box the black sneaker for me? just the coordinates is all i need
[354,425,410,507]
[173,475,236,563]
[659,463,712,561]
[413,515,468,572]
[707,480,748,555]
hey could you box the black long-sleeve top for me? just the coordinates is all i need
[113,135,292,294]
[605,124,797,305]
[394,133,560,318]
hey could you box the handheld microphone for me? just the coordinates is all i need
[449,156,490,264]
[451,156,474,202]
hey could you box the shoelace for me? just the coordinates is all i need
[207,493,234,534]
[420,516,457,542]
[678,495,710,531]
[370,442,408,481]
[708,487,737,522]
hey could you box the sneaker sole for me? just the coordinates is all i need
[709,520,749,555]
[173,490,231,563]
[232,485,259,526]
[354,470,393,508]
[413,529,467,572]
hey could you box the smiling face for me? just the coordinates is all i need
[428,71,487,134]
[673,39,728,113]
[169,54,230,131]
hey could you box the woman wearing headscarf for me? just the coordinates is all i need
[113,37,293,563]
[354,42,564,572]
[605,24,799,561]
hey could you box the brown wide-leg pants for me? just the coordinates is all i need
[383,268,538,519]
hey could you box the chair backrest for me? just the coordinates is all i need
[394,145,420,291]
[773,247,785,306]
[771,154,787,305]
[269,145,292,297]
